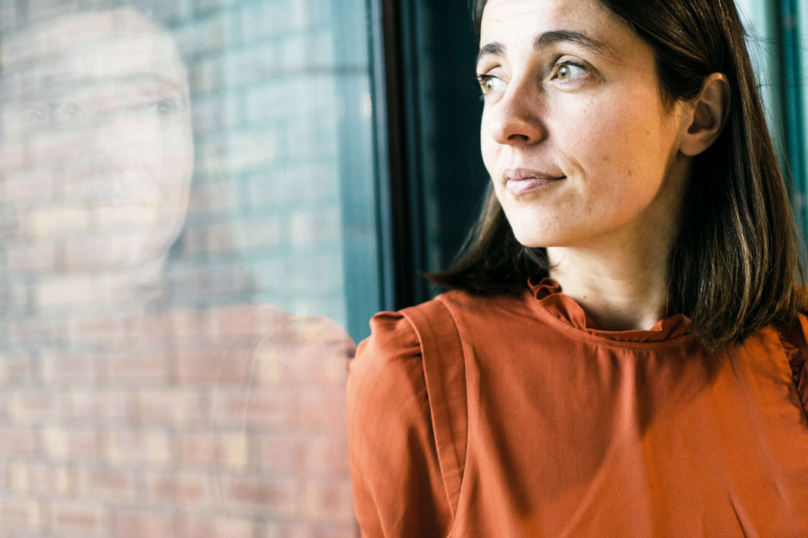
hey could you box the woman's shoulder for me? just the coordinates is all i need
[349,294,463,382]
[347,311,423,408]
[347,298,471,522]
[351,288,534,366]
[347,305,461,535]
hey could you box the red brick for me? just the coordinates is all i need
[0,356,34,385]
[69,389,134,424]
[211,387,346,431]
[176,514,254,538]
[8,389,63,423]
[296,387,348,430]
[204,304,290,339]
[105,350,170,384]
[0,426,38,456]
[69,310,202,346]
[299,478,356,523]
[68,316,129,346]
[263,522,358,538]
[41,353,98,384]
[111,509,175,538]
[7,317,64,346]
[167,308,218,339]
[222,476,298,516]
[105,429,173,466]
[9,462,72,494]
[254,432,305,474]
[255,432,349,476]
[176,431,249,470]
[0,498,42,530]
[50,502,108,536]
[250,315,354,387]
[144,471,213,506]
[0,463,9,490]
[76,467,137,501]
[136,389,208,426]
[175,348,253,385]
[210,389,296,429]
[42,427,100,461]
[253,340,352,386]
[129,310,202,341]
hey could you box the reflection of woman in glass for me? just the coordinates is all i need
[347,0,808,535]
[0,7,356,533]
[0,7,193,313]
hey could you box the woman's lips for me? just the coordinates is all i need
[506,176,564,195]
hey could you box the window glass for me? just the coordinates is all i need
[0,0,380,535]
[735,0,785,157]
[736,0,806,224]
[798,0,808,218]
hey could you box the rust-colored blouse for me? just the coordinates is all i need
[346,279,808,537]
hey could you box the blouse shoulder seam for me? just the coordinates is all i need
[401,298,468,523]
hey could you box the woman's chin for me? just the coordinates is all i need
[509,225,563,249]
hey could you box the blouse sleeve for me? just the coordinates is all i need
[346,312,453,538]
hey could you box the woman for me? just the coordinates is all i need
[347,0,808,536]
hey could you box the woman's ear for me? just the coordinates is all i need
[679,73,731,157]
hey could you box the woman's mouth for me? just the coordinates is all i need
[506,177,564,195]
[504,168,566,195]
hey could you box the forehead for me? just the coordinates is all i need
[480,0,630,53]
[0,9,186,98]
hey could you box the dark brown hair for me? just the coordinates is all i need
[430,0,806,351]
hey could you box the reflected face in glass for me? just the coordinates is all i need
[478,0,688,249]
[0,8,193,270]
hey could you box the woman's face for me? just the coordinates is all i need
[478,0,691,249]
[0,9,193,271]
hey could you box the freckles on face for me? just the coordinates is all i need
[478,0,685,248]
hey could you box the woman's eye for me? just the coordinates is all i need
[553,62,588,82]
[51,101,85,124]
[123,96,182,118]
[477,74,505,95]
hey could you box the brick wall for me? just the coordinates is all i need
[0,0,368,536]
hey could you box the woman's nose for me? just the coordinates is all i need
[486,85,547,146]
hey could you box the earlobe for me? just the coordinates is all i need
[680,73,731,157]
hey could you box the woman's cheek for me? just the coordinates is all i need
[480,128,503,177]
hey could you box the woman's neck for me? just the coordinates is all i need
[546,229,676,332]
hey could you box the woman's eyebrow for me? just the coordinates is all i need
[477,30,614,66]
[535,30,610,55]
[477,42,505,66]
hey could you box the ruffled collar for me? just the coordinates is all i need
[527,277,692,343]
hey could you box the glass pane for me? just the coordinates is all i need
[735,0,786,162]
[0,0,381,535]
[798,0,808,221]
